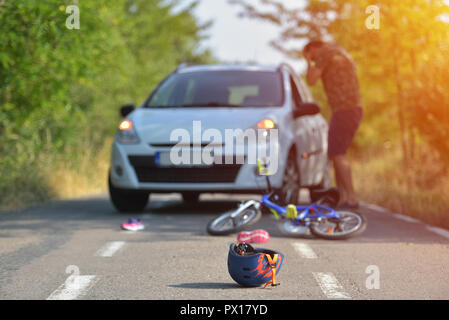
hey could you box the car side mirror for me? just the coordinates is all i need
[293,102,321,118]
[120,104,135,117]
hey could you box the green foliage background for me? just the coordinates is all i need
[231,0,449,161]
[0,0,215,209]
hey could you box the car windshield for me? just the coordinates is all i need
[146,70,284,108]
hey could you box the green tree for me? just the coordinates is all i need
[0,0,215,208]
[230,0,449,164]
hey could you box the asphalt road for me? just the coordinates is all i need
[1,192,449,300]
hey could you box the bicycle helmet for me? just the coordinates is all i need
[228,243,284,287]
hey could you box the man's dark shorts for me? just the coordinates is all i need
[328,107,363,156]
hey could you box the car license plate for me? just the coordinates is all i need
[154,151,211,167]
[154,152,172,167]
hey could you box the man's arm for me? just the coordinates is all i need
[306,59,322,86]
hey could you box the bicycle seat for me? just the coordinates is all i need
[310,187,340,208]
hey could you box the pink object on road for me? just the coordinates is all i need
[237,229,270,244]
[121,218,144,231]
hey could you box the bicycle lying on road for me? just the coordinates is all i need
[207,159,367,240]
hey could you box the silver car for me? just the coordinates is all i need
[109,63,329,212]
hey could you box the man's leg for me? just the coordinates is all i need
[329,155,347,205]
[332,154,358,206]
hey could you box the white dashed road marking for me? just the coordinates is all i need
[95,241,126,257]
[47,275,98,300]
[313,272,351,299]
[291,242,318,259]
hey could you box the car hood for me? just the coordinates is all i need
[131,107,278,144]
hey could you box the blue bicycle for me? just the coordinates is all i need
[207,160,367,240]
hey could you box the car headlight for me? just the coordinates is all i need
[117,120,140,144]
[255,118,278,139]
[257,118,277,130]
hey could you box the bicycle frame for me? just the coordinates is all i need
[256,158,341,225]
[260,194,341,225]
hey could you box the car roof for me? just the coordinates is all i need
[176,64,280,74]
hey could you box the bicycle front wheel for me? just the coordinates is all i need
[207,208,261,236]
[310,211,367,240]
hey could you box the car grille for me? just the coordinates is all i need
[128,156,242,183]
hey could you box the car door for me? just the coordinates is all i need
[297,78,329,186]
[289,74,314,186]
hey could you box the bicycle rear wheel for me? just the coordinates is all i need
[310,211,367,240]
[207,208,261,236]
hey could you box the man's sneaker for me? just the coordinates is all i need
[121,218,144,231]
[237,229,270,244]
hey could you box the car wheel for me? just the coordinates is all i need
[108,174,149,213]
[182,192,200,203]
[279,151,300,205]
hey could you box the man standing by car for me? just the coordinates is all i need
[304,40,363,209]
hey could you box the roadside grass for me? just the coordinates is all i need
[0,161,54,213]
[352,147,449,230]
[44,138,112,200]
[0,139,112,213]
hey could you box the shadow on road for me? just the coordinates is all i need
[168,282,242,290]
[149,199,239,215]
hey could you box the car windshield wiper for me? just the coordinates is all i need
[176,102,249,108]
[145,102,251,108]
